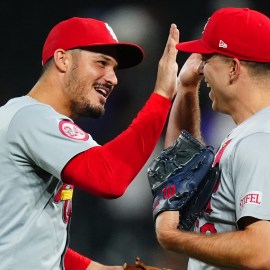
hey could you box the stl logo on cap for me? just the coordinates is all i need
[105,23,118,42]
[202,17,210,34]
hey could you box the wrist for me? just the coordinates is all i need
[153,89,175,101]
[179,79,202,91]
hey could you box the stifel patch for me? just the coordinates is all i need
[240,191,262,208]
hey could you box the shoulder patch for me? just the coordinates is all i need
[59,120,89,141]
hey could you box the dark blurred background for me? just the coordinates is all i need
[1,1,269,269]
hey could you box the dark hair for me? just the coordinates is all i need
[202,53,270,77]
[240,61,270,76]
[40,58,53,76]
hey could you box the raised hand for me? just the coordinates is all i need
[154,24,179,100]
[178,53,203,89]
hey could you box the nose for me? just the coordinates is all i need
[104,67,118,86]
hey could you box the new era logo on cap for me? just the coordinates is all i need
[219,40,227,48]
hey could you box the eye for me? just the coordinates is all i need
[97,60,107,67]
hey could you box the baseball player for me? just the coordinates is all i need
[0,17,179,269]
[154,7,270,269]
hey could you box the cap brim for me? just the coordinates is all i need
[81,43,144,69]
[176,40,214,54]
[113,43,144,69]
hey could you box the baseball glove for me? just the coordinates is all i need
[123,257,172,270]
[147,130,220,231]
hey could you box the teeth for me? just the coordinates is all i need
[96,88,107,96]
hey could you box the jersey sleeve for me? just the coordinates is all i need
[8,104,98,180]
[232,132,270,221]
[62,93,172,198]
[64,248,91,270]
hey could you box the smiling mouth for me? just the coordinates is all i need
[94,83,113,98]
[96,88,108,97]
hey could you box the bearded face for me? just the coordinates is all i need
[63,49,118,119]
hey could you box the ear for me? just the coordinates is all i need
[229,58,241,83]
[53,49,71,72]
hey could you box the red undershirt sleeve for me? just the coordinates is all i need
[62,93,171,198]
[64,248,91,270]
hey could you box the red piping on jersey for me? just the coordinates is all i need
[213,139,232,166]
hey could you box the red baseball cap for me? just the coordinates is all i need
[42,17,144,69]
[176,7,270,62]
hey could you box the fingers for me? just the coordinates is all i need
[163,23,179,58]
[190,53,203,74]
[171,24,180,50]
[177,53,203,88]
[154,24,179,100]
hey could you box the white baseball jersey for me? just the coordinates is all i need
[0,96,98,269]
[188,106,270,270]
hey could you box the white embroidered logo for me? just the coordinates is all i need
[105,23,118,42]
[240,191,262,209]
[219,40,227,48]
[202,17,210,34]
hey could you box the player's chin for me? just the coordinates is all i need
[211,101,218,112]
[79,105,105,118]
[211,101,225,114]
[209,90,214,101]
[209,92,217,111]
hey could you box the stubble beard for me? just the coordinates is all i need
[71,100,105,118]
[66,65,105,119]
[69,82,105,118]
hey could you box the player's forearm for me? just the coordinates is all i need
[164,83,202,148]
[62,93,171,198]
[156,218,270,269]
[86,261,124,270]
[90,93,171,197]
